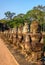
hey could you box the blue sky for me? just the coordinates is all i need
[0,0,45,19]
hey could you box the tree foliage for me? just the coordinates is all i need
[0,5,45,31]
[5,11,15,20]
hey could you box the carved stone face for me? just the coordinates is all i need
[30,21,42,43]
[18,26,23,34]
[23,22,29,34]
[30,21,41,33]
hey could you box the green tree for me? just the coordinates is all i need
[13,13,25,26]
[33,5,45,12]
[5,11,15,20]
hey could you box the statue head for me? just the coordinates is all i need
[30,20,41,33]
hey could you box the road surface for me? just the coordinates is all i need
[0,38,19,65]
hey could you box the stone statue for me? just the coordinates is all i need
[17,25,23,47]
[22,22,29,34]
[19,22,30,54]
[12,27,18,45]
[28,20,44,65]
[2,20,44,65]
[30,21,41,33]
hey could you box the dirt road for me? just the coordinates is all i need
[0,38,19,65]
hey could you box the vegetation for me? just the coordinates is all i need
[0,5,45,31]
[5,11,15,20]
